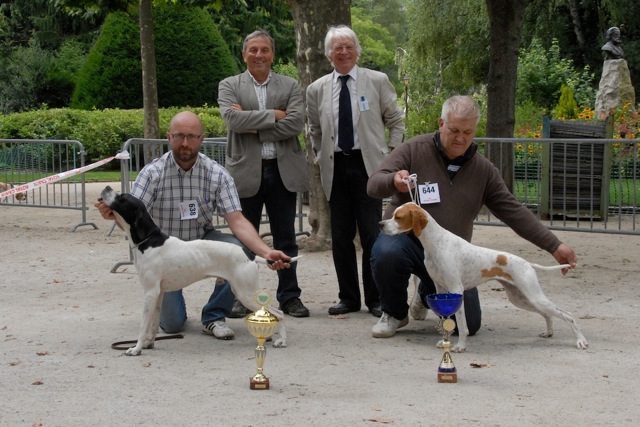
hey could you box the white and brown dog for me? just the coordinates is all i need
[0,181,27,201]
[379,202,588,352]
[100,186,290,356]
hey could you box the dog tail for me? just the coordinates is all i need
[530,263,571,271]
[256,255,303,266]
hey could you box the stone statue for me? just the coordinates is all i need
[602,27,625,60]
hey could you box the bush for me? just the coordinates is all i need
[71,12,142,110]
[72,6,238,110]
[517,38,595,112]
[554,85,579,119]
[0,107,226,165]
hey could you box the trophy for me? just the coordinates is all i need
[424,293,464,383]
[245,290,279,390]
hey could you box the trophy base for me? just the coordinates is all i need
[250,377,270,390]
[437,369,457,383]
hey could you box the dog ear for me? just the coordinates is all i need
[411,208,427,237]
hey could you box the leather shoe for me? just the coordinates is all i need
[368,304,383,318]
[328,302,359,315]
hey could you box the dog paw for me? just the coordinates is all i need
[451,344,467,353]
[576,338,589,350]
[272,338,287,348]
[125,347,142,356]
[538,331,554,338]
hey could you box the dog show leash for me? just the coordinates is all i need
[111,334,184,350]
[403,173,419,203]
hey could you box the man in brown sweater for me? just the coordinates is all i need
[367,95,577,338]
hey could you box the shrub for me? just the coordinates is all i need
[71,6,237,110]
[554,85,579,119]
[71,12,142,110]
[517,38,595,112]
[0,107,226,165]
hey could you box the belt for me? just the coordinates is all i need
[262,158,277,165]
[335,150,361,157]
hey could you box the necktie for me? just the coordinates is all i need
[338,75,354,153]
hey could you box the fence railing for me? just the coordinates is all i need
[0,139,97,232]
[2,137,637,237]
[475,137,639,236]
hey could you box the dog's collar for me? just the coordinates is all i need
[131,236,152,249]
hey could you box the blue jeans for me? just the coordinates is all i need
[239,161,302,306]
[370,232,482,335]
[159,230,238,333]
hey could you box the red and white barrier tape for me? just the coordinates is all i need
[0,150,130,199]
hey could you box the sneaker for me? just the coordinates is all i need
[409,292,427,320]
[372,313,409,338]
[202,320,235,340]
[228,299,252,319]
[280,298,310,318]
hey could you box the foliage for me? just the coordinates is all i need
[209,0,296,68]
[272,62,299,80]
[71,5,237,110]
[351,7,396,77]
[154,5,237,107]
[406,0,488,97]
[554,85,579,120]
[521,0,640,101]
[0,106,226,165]
[70,11,141,109]
[0,37,87,113]
[516,38,595,112]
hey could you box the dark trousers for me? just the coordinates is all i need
[329,150,381,309]
[239,161,301,305]
[371,232,482,335]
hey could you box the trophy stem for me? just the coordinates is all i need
[250,339,270,390]
[437,334,457,383]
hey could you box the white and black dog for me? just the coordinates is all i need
[100,186,289,355]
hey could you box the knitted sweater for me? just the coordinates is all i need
[367,132,561,254]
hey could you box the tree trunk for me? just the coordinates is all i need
[485,0,529,192]
[287,0,351,251]
[139,0,161,162]
[566,0,586,51]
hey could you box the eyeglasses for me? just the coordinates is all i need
[332,44,356,53]
[170,133,202,142]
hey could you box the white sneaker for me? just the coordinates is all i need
[202,320,235,340]
[372,313,409,338]
[409,291,427,320]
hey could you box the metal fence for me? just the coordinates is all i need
[0,139,97,232]
[2,136,638,238]
[475,137,639,236]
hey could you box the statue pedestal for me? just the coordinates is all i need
[595,59,636,118]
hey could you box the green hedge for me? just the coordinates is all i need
[0,107,226,165]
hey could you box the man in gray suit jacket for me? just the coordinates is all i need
[218,30,310,317]
[306,25,405,317]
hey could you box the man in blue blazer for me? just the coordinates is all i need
[306,25,405,317]
[218,30,310,317]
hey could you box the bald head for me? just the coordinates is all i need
[169,111,204,134]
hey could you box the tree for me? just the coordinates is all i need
[59,0,224,140]
[286,0,351,251]
[485,0,530,192]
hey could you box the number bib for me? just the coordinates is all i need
[179,199,199,220]
[418,183,441,204]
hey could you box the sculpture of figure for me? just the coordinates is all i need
[602,27,625,60]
